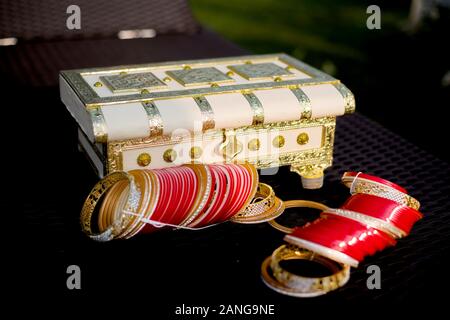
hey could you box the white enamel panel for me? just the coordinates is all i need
[101,103,149,140]
[302,84,345,118]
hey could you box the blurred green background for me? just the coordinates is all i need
[191,0,450,161]
[192,0,405,76]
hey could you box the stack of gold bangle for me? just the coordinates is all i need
[80,171,141,241]
[80,164,285,241]
[261,244,350,297]
[342,173,420,210]
[262,200,350,297]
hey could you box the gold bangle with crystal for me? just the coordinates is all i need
[97,178,124,232]
[104,180,129,233]
[342,176,420,210]
[80,171,141,242]
[111,183,131,236]
[116,169,150,239]
[235,196,285,224]
[268,200,329,233]
[231,183,284,224]
[261,244,350,298]
[125,169,160,239]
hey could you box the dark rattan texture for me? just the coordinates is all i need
[4,8,447,306]
[19,109,450,307]
[0,0,199,40]
[0,29,243,87]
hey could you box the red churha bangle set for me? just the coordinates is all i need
[283,172,423,267]
[263,171,423,297]
[80,166,424,297]
[80,163,283,241]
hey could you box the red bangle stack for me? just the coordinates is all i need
[284,172,423,267]
[128,164,257,238]
[81,163,272,241]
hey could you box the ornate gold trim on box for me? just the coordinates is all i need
[100,72,167,93]
[142,101,163,137]
[89,106,108,143]
[106,117,336,175]
[290,87,312,119]
[166,67,234,87]
[60,53,339,108]
[242,92,264,125]
[227,62,295,81]
[333,83,355,114]
[193,96,215,131]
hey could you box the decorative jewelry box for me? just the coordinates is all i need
[60,54,355,188]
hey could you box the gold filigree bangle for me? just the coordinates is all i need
[97,179,124,232]
[125,169,160,239]
[231,183,285,224]
[342,176,420,210]
[80,171,141,242]
[262,244,350,297]
[111,184,131,237]
[116,170,150,239]
[233,197,285,224]
[268,200,329,233]
[103,181,128,233]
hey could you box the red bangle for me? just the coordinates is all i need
[209,165,232,224]
[222,164,244,221]
[286,216,396,267]
[179,166,199,225]
[187,165,216,228]
[161,168,180,224]
[140,169,169,233]
[283,171,423,267]
[174,167,197,225]
[221,164,240,220]
[201,165,230,226]
[341,193,423,235]
[342,171,407,193]
[193,165,223,227]
[171,167,192,225]
[158,169,176,223]
[164,167,186,225]
[233,164,253,218]
[228,164,252,218]
[342,171,420,210]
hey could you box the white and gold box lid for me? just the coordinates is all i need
[59,53,355,143]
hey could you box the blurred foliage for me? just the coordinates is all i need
[190,0,408,80]
[190,1,450,161]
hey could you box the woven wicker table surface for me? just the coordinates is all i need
[20,111,450,308]
[8,35,448,309]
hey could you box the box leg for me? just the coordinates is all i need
[290,164,325,189]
